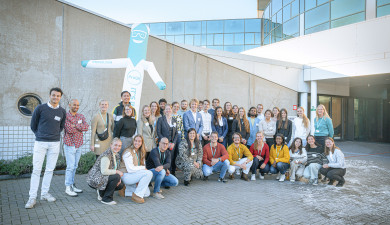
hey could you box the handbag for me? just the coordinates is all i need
[97,113,109,141]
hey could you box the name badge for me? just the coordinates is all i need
[313,154,317,157]
[95,144,100,148]
[173,123,177,127]
[104,128,107,132]
[54,116,61,121]
[191,152,195,156]
[178,131,182,134]
[229,117,233,120]
[238,158,241,160]
[78,120,82,124]
[145,122,149,126]
[315,130,319,133]
[198,118,201,121]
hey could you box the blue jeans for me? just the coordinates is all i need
[150,169,178,193]
[122,170,153,197]
[64,144,82,186]
[202,159,230,178]
[250,157,270,175]
[270,162,290,175]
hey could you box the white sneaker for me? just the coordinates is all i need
[279,174,286,182]
[153,192,165,199]
[40,193,56,202]
[276,172,281,180]
[71,184,83,193]
[65,186,78,197]
[290,179,295,182]
[259,174,264,180]
[251,174,256,181]
[101,200,116,205]
[97,189,102,201]
[25,198,36,209]
[235,170,241,176]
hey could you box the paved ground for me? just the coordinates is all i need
[1,141,389,225]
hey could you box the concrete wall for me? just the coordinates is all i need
[0,0,298,128]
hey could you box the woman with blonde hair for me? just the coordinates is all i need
[314,104,334,149]
[249,131,270,180]
[319,137,346,187]
[232,107,250,146]
[119,135,153,203]
[137,105,156,159]
[292,106,310,147]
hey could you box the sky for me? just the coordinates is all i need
[65,0,258,24]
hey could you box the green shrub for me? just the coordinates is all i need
[5,155,34,176]
[76,152,96,174]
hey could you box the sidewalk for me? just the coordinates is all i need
[1,141,389,225]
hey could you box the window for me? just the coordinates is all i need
[224,19,244,33]
[185,35,193,45]
[272,0,283,15]
[283,4,291,22]
[331,0,365,20]
[214,34,224,45]
[305,22,329,34]
[18,94,42,116]
[166,22,184,35]
[207,20,224,33]
[283,16,299,36]
[245,19,261,32]
[174,35,184,44]
[234,33,244,45]
[291,0,299,17]
[245,33,255,44]
[224,33,234,45]
[378,4,390,17]
[224,45,244,53]
[331,12,365,28]
[149,23,165,35]
[305,0,316,11]
[305,3,330,29]
[185,21,201,34]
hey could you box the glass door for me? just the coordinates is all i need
[318,96,343,139]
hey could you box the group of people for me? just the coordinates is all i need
[24,87,346,209]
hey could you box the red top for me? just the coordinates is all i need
[64,112,89,148]
[249,142,270,165]
[202,143,229,166]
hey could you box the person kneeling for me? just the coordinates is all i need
[119,135,153,203]
[227,132,253,181]
[202,131,229,183]
[249,131,270,181]
[146,138,179,199]
[87,138,125,205]
[269,133,290,182]
[319,137,346,187]
[289,137,307,182]
[176,128,204,186]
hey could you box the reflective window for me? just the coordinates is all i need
[149,23,165,35]
[166,22,184,35]
[254,33,261,44]
[244,45,261,51]
[283,16,299,36]
[331,12,365,28]
[291,0,299,17]
[331,0,365,20]
[194,35,201,46]
[202,21,207,33]
[185,35,193,45]
[245,33,255,44]
[224,45,244,53]
[378,0,390,6]
[207,20,224,33]
[264,5,270,19]
[264,34,271,45]
[201,34,207,45]
[245,19,261,32]
[305,0,316,11]
[185,21,201,34]
[234,33,244,45]
[165,35,174,42]
[174,35,184,44]
[207,34,213,45]
[224,33,234,45]
[264,20,270,33]
[283,4,291,22]
[277,10,283,24]
[272,25,283,42]
[18,94,42,116]
[305,22,329,34]
[272,0,283,15]
[214,34,224,45]
[305,3,330,29]
[318,0,329,5]
[208,45,223,51]
[300,0,305,13]
[284,0,293,6]
[377,4,390,17]
[225,19,244,33]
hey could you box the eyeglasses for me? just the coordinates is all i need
[161,142,169,145]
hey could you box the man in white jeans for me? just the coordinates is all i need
[63,99,89,196]
[227,133,254,181]
[25,87,67,209]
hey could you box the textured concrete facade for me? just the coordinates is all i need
[0,0,297,128]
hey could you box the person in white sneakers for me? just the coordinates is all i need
[249,132,270,181]
[25,87,66,209]
[292,107,310,147]
[289,137,307,182]
[63,99,89,197]
[269,133,290,182]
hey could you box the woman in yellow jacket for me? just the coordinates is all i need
[269,133,290,182]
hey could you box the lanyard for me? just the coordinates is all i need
[134,150,140,166]
[191,147,196,155]
[99,112,106,126]
[159,149,165,164]
[235,146,241,158]
[210,144,217,157]
[316,117,324,130]
[276,146,283,158]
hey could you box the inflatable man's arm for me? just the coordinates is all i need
[143,61,166,90]
[81,58,130,68]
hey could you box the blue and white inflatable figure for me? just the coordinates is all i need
[81,23,166,115]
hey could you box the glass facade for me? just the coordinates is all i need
[377,0,390,17]
[146,18,261,53]
[262,0,366,45]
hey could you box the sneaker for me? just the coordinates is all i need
[276,172,281,180]
[290,179,295,182]
[279,174,286,182]
[229,174,234,180]
[25,198,36,209]
[40,193,56,202]
[241,173,249,181]
[153,192,165,199]
[203,176,209,181]
[131,193,145,204]
[218,178,228,183]
[65,186,78,197]
[164,186,171,189]
[336,180,345,187]
[313,178,318,186]
[97,189,102,201]
[259,173,264,180]
[308,179,314,185]
[251,174,256,181]
[235,170,241,176]
[71,184,83,193]
[101,200,116,205]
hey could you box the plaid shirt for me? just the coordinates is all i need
[64,111,89,148]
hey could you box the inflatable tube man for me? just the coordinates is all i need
[81,23,166,115]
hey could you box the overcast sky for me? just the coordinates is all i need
[65,0,258,23]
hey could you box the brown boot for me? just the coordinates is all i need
[131,193,145,204]
[229,174,235,180]
[118,186,126,197]
[241,173,249,181]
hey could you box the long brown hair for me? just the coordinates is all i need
[150,101,160,117]
[223,102,234,118]
[235,107,250,133]
[141,105,152,124]
[277,108,288,130]
[324,137,340,156]
[253,131,264,151]
[289,137,303,155]
[122,104,135,118]
[298,106,310,128]
[126,135,146,166]
[213,106,224,126]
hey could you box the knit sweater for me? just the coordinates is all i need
[326,149,346,169]
[306,151,328,166]
[314,116,334,137]
[30,103,66,142]
[289,148,307,164]
[259,119,276,139]
[202,143,229,166]
[114,116,137,138]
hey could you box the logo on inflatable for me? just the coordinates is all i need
[126,70,142,85]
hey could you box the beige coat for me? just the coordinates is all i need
[90,112,115,155]
[137,118,156,152]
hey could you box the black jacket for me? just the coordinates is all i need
[276,119,292,143]
[146,147,171,170]
[156,116,178,144]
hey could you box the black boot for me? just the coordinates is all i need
[184,180,190,186]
